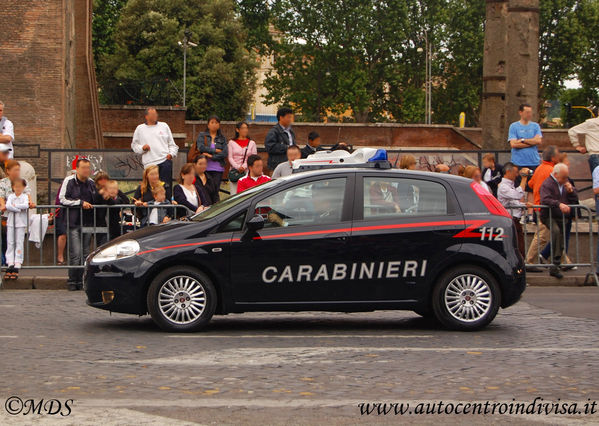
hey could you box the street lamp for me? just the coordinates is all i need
[417,31,432,125]
[178,31,197,108]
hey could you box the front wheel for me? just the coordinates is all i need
[147,266,217,332]
[431,265,500,331]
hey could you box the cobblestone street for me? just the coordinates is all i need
[0,288,598,424]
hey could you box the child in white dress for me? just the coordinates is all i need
[5,179,29,279]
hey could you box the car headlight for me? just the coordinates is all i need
[91,240,140,263]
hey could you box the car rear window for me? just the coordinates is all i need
[363,177,448,219]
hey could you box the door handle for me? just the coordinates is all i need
[336,236,348,241]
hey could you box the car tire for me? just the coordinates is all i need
[147,266,217,332]
[431,265,500,331]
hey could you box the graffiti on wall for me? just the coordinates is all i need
[59,151,188,180]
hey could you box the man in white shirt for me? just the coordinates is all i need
[0,101,15,159]
[131,107,179,198]
[569,116,599,175]
[272,145,301,179]
[497,162,531,257]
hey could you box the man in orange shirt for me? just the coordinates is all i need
[525,145,560,269]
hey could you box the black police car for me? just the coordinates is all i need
[84,153,525,332]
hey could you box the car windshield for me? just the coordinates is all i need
[190,179,281,221]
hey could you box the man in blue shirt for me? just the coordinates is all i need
[508,103,543,221]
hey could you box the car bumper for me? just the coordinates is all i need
[500,268,526,308]
[84,256,155,315]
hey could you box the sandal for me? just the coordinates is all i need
[12,269,19,280]
[4,266,15,280]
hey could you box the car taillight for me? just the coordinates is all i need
[470,182,511,218]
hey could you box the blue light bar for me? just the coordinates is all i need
[368,149,388,162]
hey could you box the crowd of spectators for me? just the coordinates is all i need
[411,103,585,280]
[1,100,598,287]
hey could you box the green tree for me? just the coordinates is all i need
[539,0,587,102]
[426,0,485,126]
[264,0,411,122]
[559,88,599,127]
[98,0,257,120]
[92,0,128,76]
[576,0,599,96]
[263,0,484,124]
[236,0,273,54]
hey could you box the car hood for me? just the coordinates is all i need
[97,220,215,250]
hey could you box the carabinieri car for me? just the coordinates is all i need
[84,152,526,332]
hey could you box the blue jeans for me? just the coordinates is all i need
[68,228,92,285]
[589,155,599,175]
[158,159,173,200]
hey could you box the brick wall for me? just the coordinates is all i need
[0,0,102,201]
[186,122,483,150]
[455,128,573,150]
[0,0,71,201]
[101,106,187,149]
[0,0,66,149]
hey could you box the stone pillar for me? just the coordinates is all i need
[481,0,540,150]
[505,0,540,127]
[73,0,104,149]
[481,0,508,150]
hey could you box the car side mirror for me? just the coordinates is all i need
[246,214,265,233]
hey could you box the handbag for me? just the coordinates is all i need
[186,134,206,163]
[228,142,249,183]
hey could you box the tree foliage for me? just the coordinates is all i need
[92,0,128,76]
[576,0,599,97]
[93,0,599,124]
[558,88,599,127]
[236,0,273,54]
[539,0,587,100]
[262,0,598,124]
[96,0,257,120]
[263,0,485,124]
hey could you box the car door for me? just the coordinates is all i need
[350,173,463,302]
[230,175,354,305]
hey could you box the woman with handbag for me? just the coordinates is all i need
[194,115,227,202]
[227,122,257,195]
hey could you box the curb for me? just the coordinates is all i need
[1,276,67,290]
[526,274,598,287]
[1,276,598,290]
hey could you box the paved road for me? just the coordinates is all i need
[0,287,598,425]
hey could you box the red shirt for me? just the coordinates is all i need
[237,174,271,193]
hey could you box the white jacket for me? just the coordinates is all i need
[6,193,29,227]
[569,117,599,154]
[131,122,179,167]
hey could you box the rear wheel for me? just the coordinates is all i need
[431,265,500,331]
[147,266,217,332]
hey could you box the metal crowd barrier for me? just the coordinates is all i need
[521,204,598,285]
[0,203,597,286]
[0,204,194,271]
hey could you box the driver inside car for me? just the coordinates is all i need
[369,180,401,213]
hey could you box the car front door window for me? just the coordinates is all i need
[255,178,347,228]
